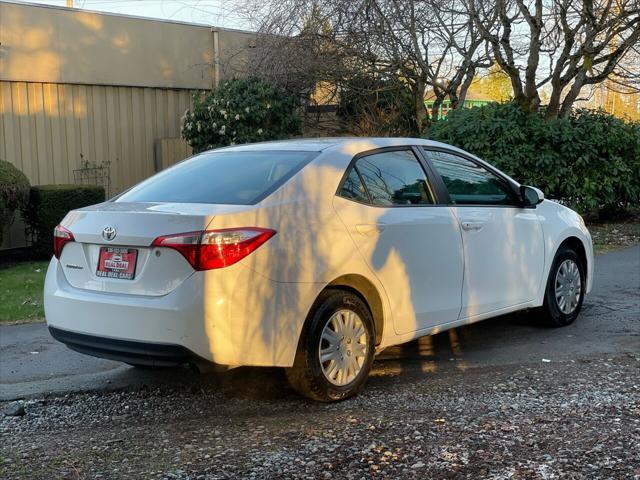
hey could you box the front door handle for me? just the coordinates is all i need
[355,223,386,236]
[461,221,484,231]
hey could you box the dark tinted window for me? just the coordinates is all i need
[355,150,433,206]
[426,150,516,205]
[339,168,370,203]
[116,150,315,205]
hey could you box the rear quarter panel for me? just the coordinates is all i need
[206,141,390,286]
[204,142,397,360]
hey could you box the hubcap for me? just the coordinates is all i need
[319,309,368,386]
[554,259,582,314]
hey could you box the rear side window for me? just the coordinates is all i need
[425,150,517,206]
[339,168,370,203]
[116,150,316,205]
[354,150,434,206]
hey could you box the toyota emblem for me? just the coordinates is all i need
[102,226,117,241]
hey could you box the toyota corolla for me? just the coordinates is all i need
[45,138,593,401]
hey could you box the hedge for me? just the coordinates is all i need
[23,185,105,257]
[0,160,30,246]
[427,103,640,216]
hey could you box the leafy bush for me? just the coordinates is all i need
[427,103,640,215]
[0,160,30,246]
[23,185,105,257]
[181,78,302,152]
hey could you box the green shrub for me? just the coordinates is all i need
[23,185,105,257]
[0,160,30,246]
[427,103,640,215]
[181,78,302,152]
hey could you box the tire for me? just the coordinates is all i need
[539,246,586,327]
[286,289,375,402]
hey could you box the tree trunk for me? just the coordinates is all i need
[449,91,459,110]
[514,93,527,111]
[413,80,429,134]
[545,81,563,119]
[430,94,446,124]
[559,70,587,118]
[455,69,476,109]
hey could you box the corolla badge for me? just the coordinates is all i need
[102,226,117,241]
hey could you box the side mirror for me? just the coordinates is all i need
[520,185,544,207]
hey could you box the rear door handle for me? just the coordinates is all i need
[355,223,386,235]
[461,221,484,231]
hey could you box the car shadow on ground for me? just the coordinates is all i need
[106,311,544,402]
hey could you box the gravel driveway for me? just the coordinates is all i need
[1,247,639,479]
[2,355,639,479]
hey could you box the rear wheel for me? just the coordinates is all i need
[539,246,585,327]
[286,290,375,402]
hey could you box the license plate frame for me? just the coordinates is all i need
[96,247,138,280]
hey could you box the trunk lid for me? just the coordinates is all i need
[58,202,253,296]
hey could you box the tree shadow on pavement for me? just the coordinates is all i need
[113,310,549,402]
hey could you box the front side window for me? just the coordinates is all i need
[425,150,517,206]
[116,150,316,205]
[352,150,434,206]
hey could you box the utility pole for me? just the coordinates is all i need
[66,0,73,7]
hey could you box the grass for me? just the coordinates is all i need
[0,260,48,323]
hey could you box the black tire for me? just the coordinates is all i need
[539,246,586,327]
[286,289,375,402]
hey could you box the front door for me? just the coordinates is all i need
[423,149,545,319]
[333,148,464,335]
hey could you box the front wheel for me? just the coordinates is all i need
[539,246,586,327]
[286,290,375,402]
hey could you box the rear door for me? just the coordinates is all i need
[333,147,464,335]
[422,148,544,318]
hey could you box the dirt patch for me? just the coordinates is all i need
[588,220,640,253]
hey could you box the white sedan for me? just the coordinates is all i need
[45,138,593,401]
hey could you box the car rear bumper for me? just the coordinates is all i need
[44,257,319,368]
[49,326,195,366]
[44,257,215,358]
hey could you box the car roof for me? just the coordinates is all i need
[221,136,523,191]
[216,137,447,152]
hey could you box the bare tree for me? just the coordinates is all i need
[234,0,640,128]
[237,0,491,133]
[343,0,492,129]
[468,0,640,118]
[234,1,350,132]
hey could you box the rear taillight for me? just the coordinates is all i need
[151,228,276,271]
[53,225,75,259]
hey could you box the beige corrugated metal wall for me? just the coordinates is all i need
[0,2,256,249]
[0,81,193,195]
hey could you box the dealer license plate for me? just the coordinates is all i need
[96,247,138,280]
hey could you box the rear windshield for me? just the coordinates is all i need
[116,150,316,205]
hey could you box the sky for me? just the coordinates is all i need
[13,0,252,29]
